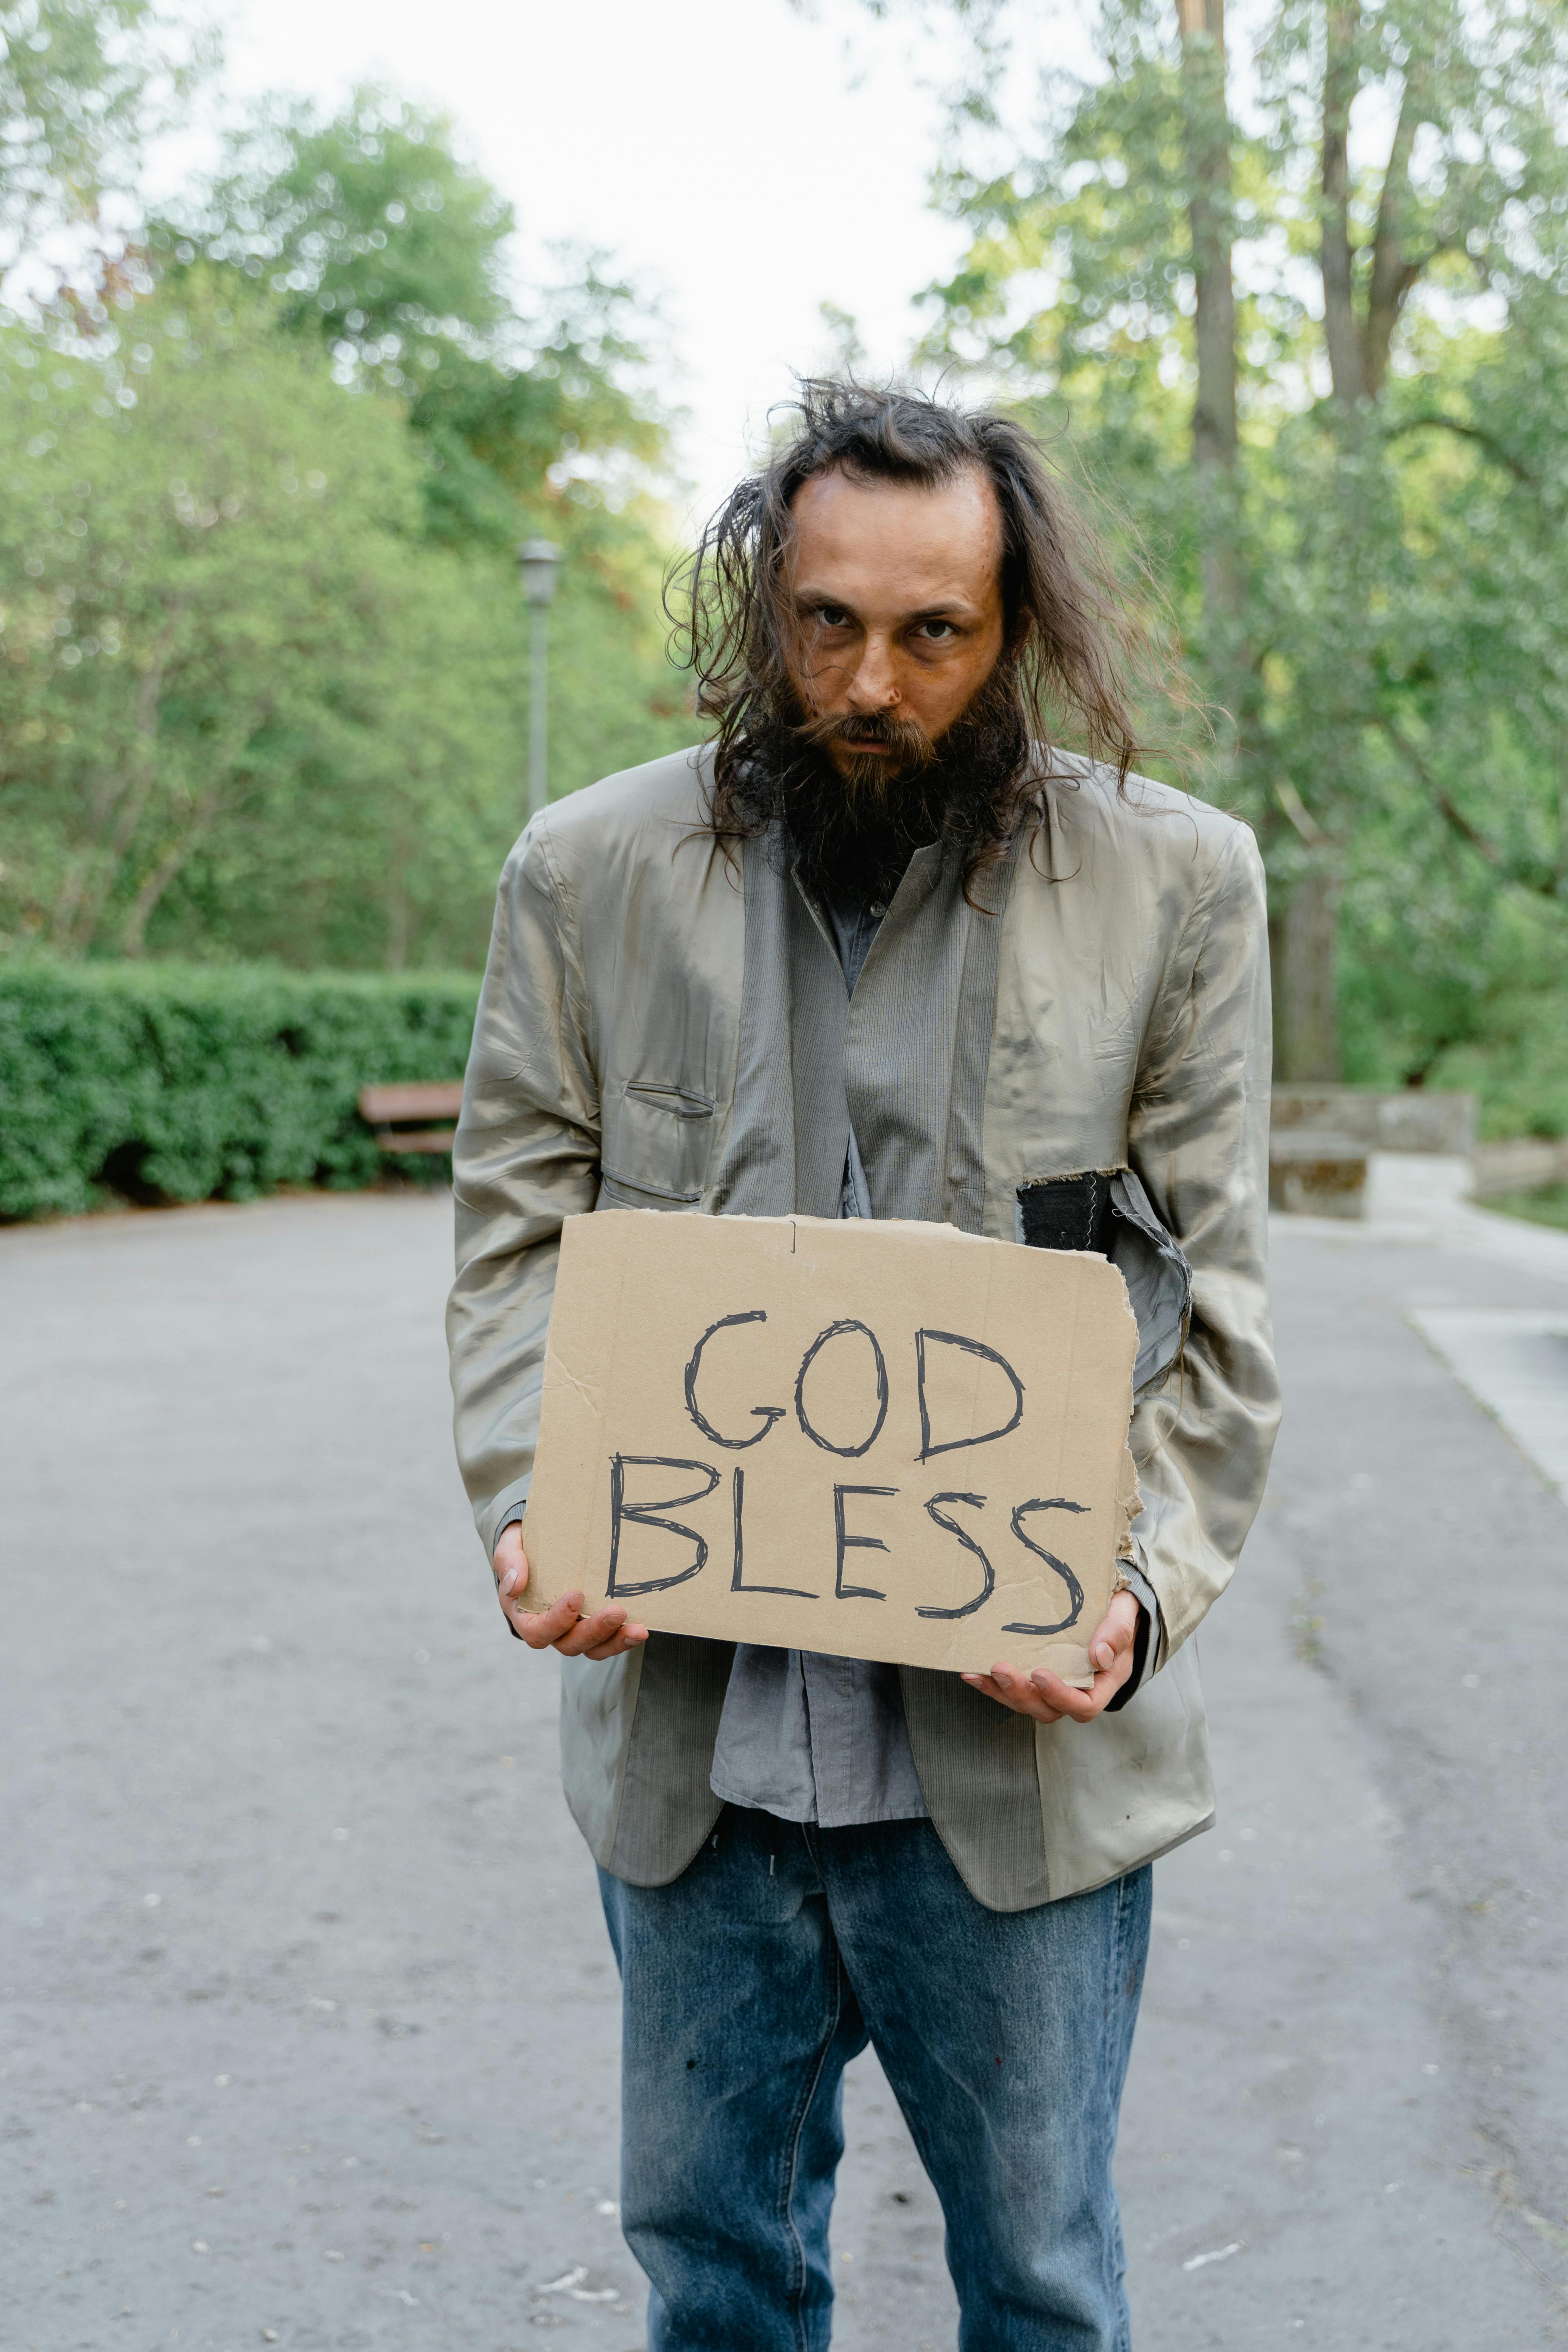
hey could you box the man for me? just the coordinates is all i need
[447,382,1279,2350]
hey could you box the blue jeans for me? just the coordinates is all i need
[599,1806,1151,2351]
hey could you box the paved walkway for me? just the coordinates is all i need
[2,1190,1565,2349]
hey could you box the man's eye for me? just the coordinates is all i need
[816,606,851,629]
[918,619,956,641]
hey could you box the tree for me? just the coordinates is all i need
[1,80,697,974]
[152,90,669,556]
[0,273,693,967]
[893,0,1568,1102]
[1176,0,1241,687]
[1,274,438,956]
[1,0,207,278]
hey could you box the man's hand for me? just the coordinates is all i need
[492,1524,649,1661]
[960,1588,1141,1725]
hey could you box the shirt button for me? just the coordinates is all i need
[869,901,887,918]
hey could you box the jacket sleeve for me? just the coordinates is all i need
[1124,823,1281,1662]
[446,819,601,1562]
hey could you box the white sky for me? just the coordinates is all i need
[171,0,999,527]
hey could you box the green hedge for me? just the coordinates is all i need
[0,961,481,1220]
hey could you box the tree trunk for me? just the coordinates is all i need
[51,652,171,952]
[1176,0,1245,710]
[1270,4,1378,1082]
[1320,2,1366,408]
[1271,860,1341,1080]
[116,700,262,957]
[1362,77,1420,399]
[118,780,225,957]
[385,834,410,971]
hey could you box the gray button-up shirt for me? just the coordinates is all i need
[706,859,1159,1829]
[707,878,933,1828]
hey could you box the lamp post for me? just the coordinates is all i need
[517,538,563,823]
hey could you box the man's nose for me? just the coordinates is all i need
[845,634,901,713]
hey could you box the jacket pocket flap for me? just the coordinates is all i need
[601,1079,715,1205]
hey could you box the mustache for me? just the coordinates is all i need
[708,652,1035,914]
[751,656,1033,907]
[792,704,939,773]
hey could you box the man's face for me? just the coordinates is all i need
[783,463,1008,792]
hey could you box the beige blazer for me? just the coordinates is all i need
[447,745,1280,1909]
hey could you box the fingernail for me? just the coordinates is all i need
[993,1668,1013,1687]
[499,1569,516,1597]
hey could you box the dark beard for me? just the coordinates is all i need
[735,662,1033,907]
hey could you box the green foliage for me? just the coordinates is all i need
[900,0,1568,1124]
[1486,1185,1568,1231]
[0,268,693,966]
[0,273,490,961]
[178,86,513,352]
[0,0,206,265]
[152,90,670,555]
[0,40,698,1218]
[0,958,480,1219]
[0,75,694,984]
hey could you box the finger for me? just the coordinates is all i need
[1031,1654,1132,1721]
[1087,1593,1139,1676]
[960,1666,1064,1725]
[987,1663,1067,1722]
[552,1605,632,1657]
[581,1624,650,1661]
[495,1537,532,1601]
[510,1591,586,1650]
[1029,1669,1101,1722]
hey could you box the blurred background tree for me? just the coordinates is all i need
[4,0,1567,1147]
[151,89,670,554]
[868,0,1568,1130]
[1,0,206,272]
[0,50,691,970]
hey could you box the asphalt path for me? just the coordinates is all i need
[2,1188,1566,2350]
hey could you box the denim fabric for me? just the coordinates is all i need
[599,1806,1152,2352]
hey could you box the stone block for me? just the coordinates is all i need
[1269,1130,1369,1218]
[1271,1086,1476,1155]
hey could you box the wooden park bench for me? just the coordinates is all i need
[357,1082,464,1157]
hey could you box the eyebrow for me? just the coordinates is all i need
[792,591,979,622]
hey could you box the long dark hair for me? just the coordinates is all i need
[667,380,1151,887]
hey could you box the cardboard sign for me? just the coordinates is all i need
[522,1211,1140,1684]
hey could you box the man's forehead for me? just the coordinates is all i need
[787,464,1003,601]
